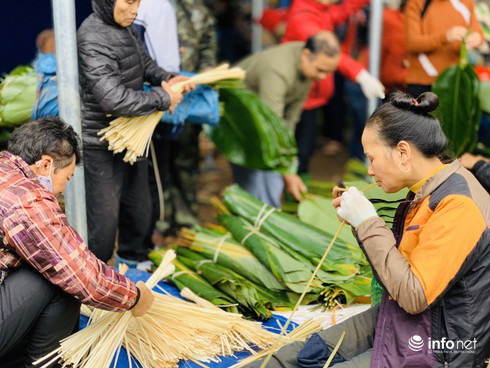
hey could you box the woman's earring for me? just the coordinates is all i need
[399,162,411,174]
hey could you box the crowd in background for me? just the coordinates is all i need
[31,0,490,266]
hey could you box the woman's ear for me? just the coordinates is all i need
[396,140,412,163]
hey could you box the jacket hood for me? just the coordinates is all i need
[92,0,118,26]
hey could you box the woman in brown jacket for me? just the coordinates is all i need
[405,0,484,97]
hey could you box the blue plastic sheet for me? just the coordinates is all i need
[80,269,296,368]
[143,82,220,127]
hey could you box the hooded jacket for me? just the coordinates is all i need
[77,0,174,149]
[355,161,490,367]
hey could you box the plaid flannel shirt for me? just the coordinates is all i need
[0,151,138,312]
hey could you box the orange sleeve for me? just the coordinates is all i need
[409,195,486,305]
[404,0,448,53]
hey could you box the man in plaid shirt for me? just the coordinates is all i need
[0,117,154,367]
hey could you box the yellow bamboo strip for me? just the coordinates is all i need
[323,331,346,368]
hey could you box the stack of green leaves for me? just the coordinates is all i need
[177,226,285,292]
[206,88,298,174]
[176,247,293,320]
[218,214,323,294]
[223,185,367,276]
[0,66,36,127]
[148,249,239,314]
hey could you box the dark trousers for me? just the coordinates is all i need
[0,267,80,368]
[323,72,346,143]
[84,149,152,262]
[245,306,378,368]
[345,80,368,161]
[295,109,319,175]
[407,84,432,98]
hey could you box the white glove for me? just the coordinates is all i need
[356,70,386,99]
[337,187,378,228]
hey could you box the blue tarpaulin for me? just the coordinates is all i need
[80,268,296,368]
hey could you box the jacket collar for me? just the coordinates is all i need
[413,160,461,203]
[0,151,38,181]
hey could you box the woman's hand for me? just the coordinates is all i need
[332,186,345,223]
[465,32,482,50]
[446,26,467,43]
[334,187,378,228]
[283,174,307,202]
[161,81,183,114]
[168,75,195,94]
[131,281,155,317]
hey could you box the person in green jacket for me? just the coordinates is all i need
[234,31,341,207]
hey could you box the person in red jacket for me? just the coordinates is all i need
[282,0,385,172]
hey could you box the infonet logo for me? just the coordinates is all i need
[408,335,477,354]
[409,335,424,352]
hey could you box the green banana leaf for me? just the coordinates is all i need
[178,227,286,291]
[218,214,323,294]
[176,247,293,320]
[206,88,298,174]
[0,66,36,127]
[148,249,239,313]
[298,195,358,245]
[432,42,481,156]
[223,185,367,275]
[254,228,356,284]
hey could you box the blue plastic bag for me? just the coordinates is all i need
[161,84,220,126]
[31,53,59,119]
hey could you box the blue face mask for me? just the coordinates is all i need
[36,159,54,193]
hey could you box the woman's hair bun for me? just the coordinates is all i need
[390,91,439,114]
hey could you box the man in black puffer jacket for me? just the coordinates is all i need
[78,0,187,266]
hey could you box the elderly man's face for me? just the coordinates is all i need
[300,50,341,81]
[114,0,140,27]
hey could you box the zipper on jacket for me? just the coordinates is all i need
[374,200,412,368]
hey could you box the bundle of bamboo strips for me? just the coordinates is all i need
[35,250,320,368]
[34,250,176,368]
[98,64,245,164]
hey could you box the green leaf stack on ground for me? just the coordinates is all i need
[176,247,293,320]
[222,185,367,276]
[177,227,286,291]
[148,249,239,314]
[218,214,323,294]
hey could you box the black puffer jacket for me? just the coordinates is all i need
[77,0,174,149]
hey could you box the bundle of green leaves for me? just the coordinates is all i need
[0,66,36,127]
[207,88,298,174]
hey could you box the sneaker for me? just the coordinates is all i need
[114,254,153,273]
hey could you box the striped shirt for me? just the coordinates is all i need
[0,151,138,312]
